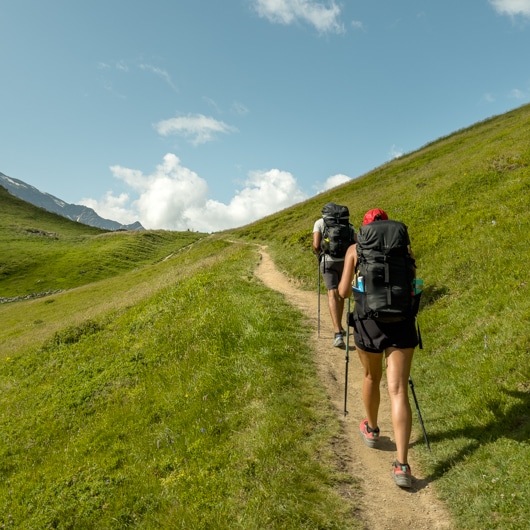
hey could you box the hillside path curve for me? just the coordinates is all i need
[255,247,453,530]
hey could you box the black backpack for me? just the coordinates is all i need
[321,202,354,259]
[354,219,417,322]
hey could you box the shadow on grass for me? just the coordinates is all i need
[420,285,450,308]
[425,387,530,479]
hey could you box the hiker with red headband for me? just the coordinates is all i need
[338,208,419,488]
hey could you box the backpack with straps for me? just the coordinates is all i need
[354,219,417,323]
[321,202,354,259]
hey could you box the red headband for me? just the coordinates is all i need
[362,208,388,225]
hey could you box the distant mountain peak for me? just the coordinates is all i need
[0,172,145,231]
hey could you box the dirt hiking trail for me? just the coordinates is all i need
[255,248,453,530]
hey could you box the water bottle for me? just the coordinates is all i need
[353,275,364,292]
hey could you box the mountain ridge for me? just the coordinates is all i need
[0,172,144,231]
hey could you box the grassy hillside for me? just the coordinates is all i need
[229,102,530,528]
[0,186,205,298]
[1,193,359,528]
[1,102,530,528]
[2,239,358,529]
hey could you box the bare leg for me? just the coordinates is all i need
[327,288,344,333]
[356,347,384,430]
[385,347,414,464]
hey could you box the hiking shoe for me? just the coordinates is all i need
[359,419,380,448]
[392,461,412,488]
[333,333,345,348]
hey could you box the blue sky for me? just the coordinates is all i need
[1,0,530,232]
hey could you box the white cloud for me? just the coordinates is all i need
[154,114,237,145]
[202,97,249,116]
[81,154,308,232]
[312,173,351,194]
[324,173,351,190]
[489,0,530,17]
[81,192,139,225]
[481,92,496,103]
[203,96,222,113]
[193,169,308,232]
[231,101,250,115]
[389,145,403,159]
[97,60,177,93]
[116,61,129,72]
[253,0,344,33]
[351,20,364,30]
[509,88,526,99]
[139,63,178,92]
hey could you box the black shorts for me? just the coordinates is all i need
[320,259,344,290]
[349,313,418,353]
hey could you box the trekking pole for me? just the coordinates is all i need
[343,297,350,416]
[408,376,431,453]
[317,255,321,338]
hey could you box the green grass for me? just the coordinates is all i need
[2,102,530,528]
[228,103,530,528]
[1,208,359,527]
[0,187,205,298]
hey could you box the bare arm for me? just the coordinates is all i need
[338,244,357,299]
[312,231,322,256]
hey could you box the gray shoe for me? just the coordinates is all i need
[392,461,412,488]
[333,334,345,348]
